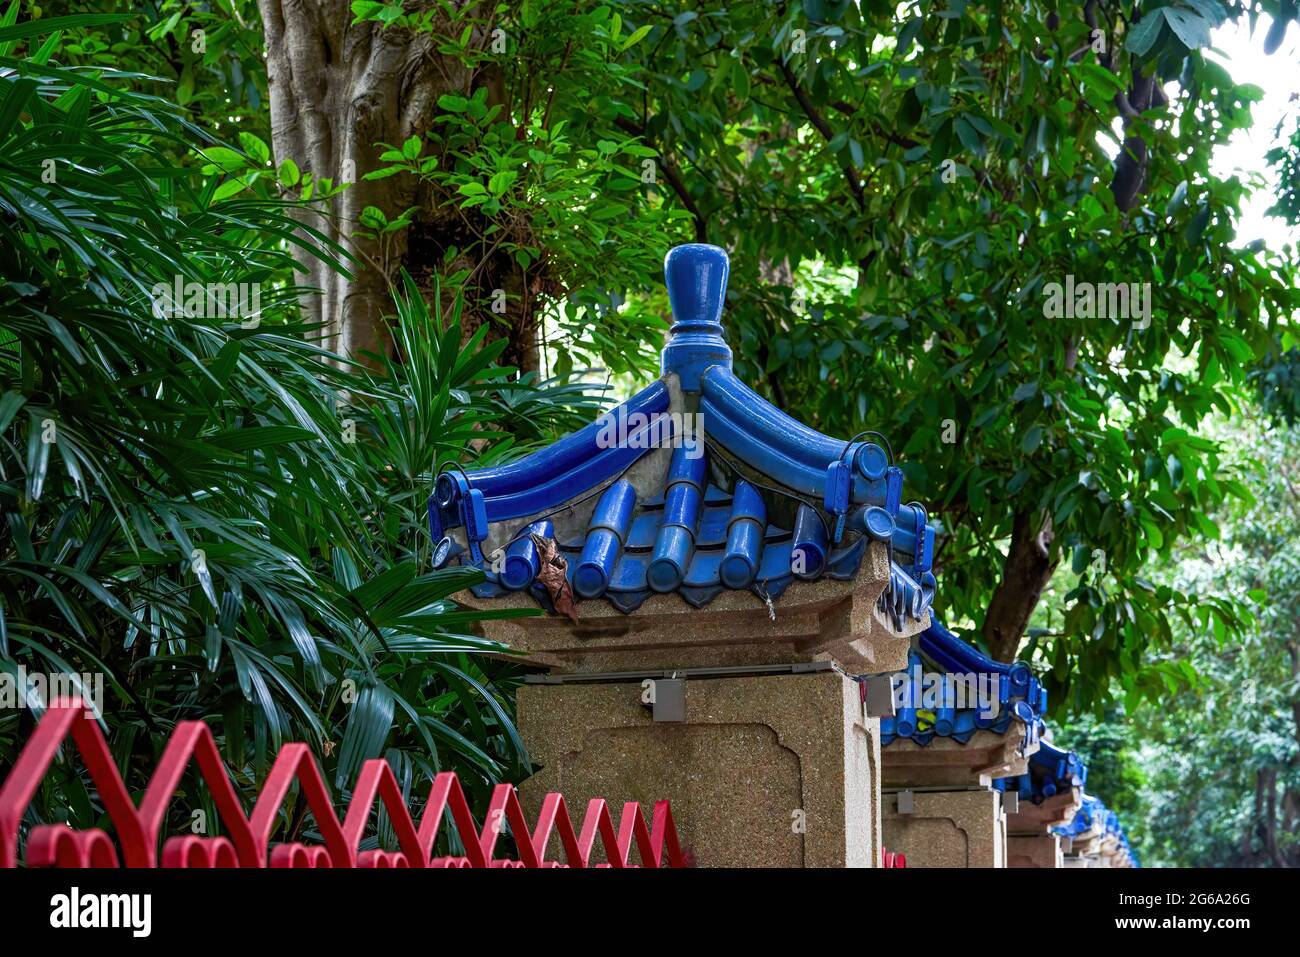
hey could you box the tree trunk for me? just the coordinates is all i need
[1263,767,1285,867]
[1282,788,1299,867]
[1110,67,1166,213]
[1288,640,1300,751]
[1248,768,1266,863]
[982,509,1057,662]
[258,1,538,371]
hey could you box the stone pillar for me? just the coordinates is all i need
[519,669,879,867]
[881,789,1007,868]
[464,545,923,868]
[1004,788,1080,869]
[1008,833,1063,868]
[879,725,1035,868]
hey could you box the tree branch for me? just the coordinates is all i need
[613,116,708,242]
[774,58,866,212]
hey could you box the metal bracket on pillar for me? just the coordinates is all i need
[1063,837,1074,854]
[861,674,896,718]
[897,790,915,815]
[1003,791,1019,814]
[642,676,686,722]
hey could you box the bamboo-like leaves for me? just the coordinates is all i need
[0,31,578,840]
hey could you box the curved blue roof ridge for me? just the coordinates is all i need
[428,243,940,619]
[701,367,886,502]
[460,380,670,524]
[881,617,1046,750]
[920,619,1036,697]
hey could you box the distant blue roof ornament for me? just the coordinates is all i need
[1056,794,1105,839]
[1062,798,1114,838]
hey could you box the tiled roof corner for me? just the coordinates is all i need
[428,244,938,623]
[880,619,1046,752]
[994,740,1087,805]
[1054,794,1139,867]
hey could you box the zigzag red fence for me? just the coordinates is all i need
[0,700,686,868]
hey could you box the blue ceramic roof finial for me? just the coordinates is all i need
[661,243,732,391]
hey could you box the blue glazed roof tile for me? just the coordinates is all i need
[993,740,1087,804]
[429,244,938,620]
[1056,794,1106,839]
[880,618,1047,752]
[1053,794,1139,866]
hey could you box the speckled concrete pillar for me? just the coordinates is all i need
[881,788,1007,868]
[1008,833,1062,868]
[517,670,881,867]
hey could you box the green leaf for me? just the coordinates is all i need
[1166,180,1188,216]
[1163,8,1214,50]
[0,12,130,49]
[1012,381,1038,402]
[1127,11,1166,56]
[200,147,247,174]
[955,116,984,156]
[239,133,271,164]
[1184,204,1211,243]
[278,157,301,187]
[212,177,249,203]
[621,23,653,50]
[488,169,517,196]
[896,87,923,131]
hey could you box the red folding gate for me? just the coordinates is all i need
[0,699,685,868]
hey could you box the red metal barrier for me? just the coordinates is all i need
[0,700,685,868]
[881,847,907,868]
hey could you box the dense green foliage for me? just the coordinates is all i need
[339,0,1300,715]
[2,1,1298,865]
[1073,113,1300,867]
[0,11,597,843]
[1062,417,1300,867]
